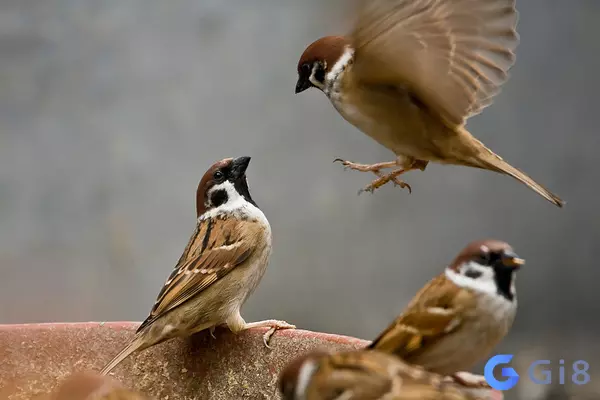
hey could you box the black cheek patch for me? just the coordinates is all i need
[314,64,325,83]
[465,269,483,279]
[210,189,228,208]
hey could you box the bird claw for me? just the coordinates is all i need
[393,179,412,194]
[333,158,353,171]
[262,321,296,348]
[359,173,411,195]
[209,326,217,339]
[357,186,374,195]
[334,158,413,193]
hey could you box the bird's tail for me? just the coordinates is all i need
[471,147,564,208]
[100,335,146,376]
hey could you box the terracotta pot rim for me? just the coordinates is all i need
[0,321,369,345]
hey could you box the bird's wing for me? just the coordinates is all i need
[351,0,519,126]
[137,216,262,332]
[316,351,397,399]
[319,351,479,399]
[368,275,473,359]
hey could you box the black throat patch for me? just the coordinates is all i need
[494,268,515,301]
[234,177,257,208]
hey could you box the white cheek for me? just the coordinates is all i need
[295,360,318,400]
[200,181,270,231]
[445,262,497,296]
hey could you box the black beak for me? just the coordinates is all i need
[295,77,311,94]
[500,250,525,270]
[231,156,251,179]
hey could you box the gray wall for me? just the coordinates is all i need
[1,1,599,398]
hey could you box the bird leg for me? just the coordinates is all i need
[226,313,296,348]
[333,159,398,172]
[334,158,411,192]
[360,168,412,194]
[334,158,428,194]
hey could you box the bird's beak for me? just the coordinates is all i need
[295,77,311,94]
[502,251,525,269]
[231,156,251,179]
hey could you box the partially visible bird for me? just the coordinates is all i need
[47,372,150,400]
[278,349,499,399]
[295,0,564,207]
[100,157,294,375]
[368,240,523,386]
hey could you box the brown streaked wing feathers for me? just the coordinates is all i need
[351,0,519,126]
[137,217,258,332]
[319,351,480,399]
[313,352,394,399]
[368,275,470,359]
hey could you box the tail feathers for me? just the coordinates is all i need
[100,336,146,376]
[476,153,565,208]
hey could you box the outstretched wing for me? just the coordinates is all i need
[351,0,519,126]
[137,216,262,332]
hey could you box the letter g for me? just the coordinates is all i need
[484,354,520,391]
[528,360,551,384]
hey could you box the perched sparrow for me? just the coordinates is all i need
[100,157,295,375]
[48,372,150,400]
[295,0,564,207]
[368,240,523,384]
[279,349,497,400]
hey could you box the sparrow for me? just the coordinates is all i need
[47,372,151,400]
[295,0,564,207]
[278,349,495,400]
[100,157,295,375]
[368,240,523,385]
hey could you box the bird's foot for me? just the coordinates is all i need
[359,168,412,194]
[242,319,296,348]
[448,372,491,389]
[333,158,414,193]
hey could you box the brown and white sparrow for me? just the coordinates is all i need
[100,157,295,375]
[368,240,522,384]
[295,0,564,207]
[278,349,498,400]
[47,372,151,400]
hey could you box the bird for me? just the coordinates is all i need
[367,239,523,386]
[295,0,564,207]
[99,157,295,375]
[278,349,497,399]
[47,372,151,400]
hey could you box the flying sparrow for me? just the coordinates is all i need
[368,240,523,385]
[278,349,497,399]
[100,157,295,375]
[47,372,151,400]
[295,0,564,207]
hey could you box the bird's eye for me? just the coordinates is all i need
[478,252,492,265]
[301,63,311,74]
[213,170,224,180]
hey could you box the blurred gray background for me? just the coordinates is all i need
[1,1,599,398]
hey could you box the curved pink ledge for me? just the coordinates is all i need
[0,322,502,399]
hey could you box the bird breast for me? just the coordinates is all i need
[325,72,449,159]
